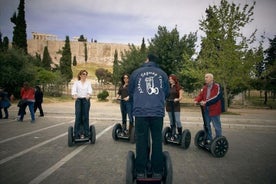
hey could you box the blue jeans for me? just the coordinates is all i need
[74,98,90,137]
[204,108,222,140]
[167,112,182,128]
[135,117,163,174]
[120,100,134,125]
[20,101,35,121]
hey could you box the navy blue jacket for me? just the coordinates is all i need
[128,61,169,117]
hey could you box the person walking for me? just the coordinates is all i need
[71,70,93,139]
[34,86,44,117]
[18,82,36,123]
[165,74,184,140]
[0,87,11,119]
[116,74,134,135]
[194,73,224,144]
[128,53,169,178]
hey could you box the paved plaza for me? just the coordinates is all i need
[0,100,275,184]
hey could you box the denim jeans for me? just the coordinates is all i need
[167,111,182,128]
[120,100,134,125]
[204,108,222,140]
[20,101,35,121]
[135,117,163,174]
[74,98,90,137]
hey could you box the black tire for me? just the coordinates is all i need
[126,151,135,184]
[68,126,74,147]
[162,127,171,145]
[211,136,229,158]
[163,151,173,184]
[89,125,96,144]
[194,130,205,148]
[112,123,122,141]
[180,129,191,149]
[129,126,135,144]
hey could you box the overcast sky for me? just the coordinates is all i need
[0,0,275,49]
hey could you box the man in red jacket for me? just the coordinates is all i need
[194,73,223,144]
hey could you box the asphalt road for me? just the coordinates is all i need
[0,100,275,184]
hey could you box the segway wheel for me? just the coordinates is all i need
[112,123,122,140]
[211,136,229,158]
[163,151,173,184]
[126,151,135,184]
[89,125,96,144]
[162,127,171,145]
[180,129,191,149]
[68,126,74,147]
[194,130,205,148]
[129,126,135,144]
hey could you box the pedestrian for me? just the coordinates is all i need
[34,86,44,117]
[116,74,134,135]
[194,73,224,144]
[18,82,36,123]
[165,74,184,140]
[0,87,11,119]
[128,53,169,179]
[71,70,93,139]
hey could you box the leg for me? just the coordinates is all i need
[150,117,164,174]
[120,101,127,129]
[4,107,9,118]
[211,115,222,138]
[28,102,35,122]
[74,99,82,137]
[174,112,182,134]
[82,99,90,137]
[38,102,44,116]
[204,108,212,141]
[135,117,149,174]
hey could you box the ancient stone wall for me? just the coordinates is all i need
[27,36,131,66]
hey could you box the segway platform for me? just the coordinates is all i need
[126,151,173,184]
[112,123,135,144]
[194,104,229,157]
[68,125,96,147]
[162,127,191,149]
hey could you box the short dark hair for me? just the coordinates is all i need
[147,53,158,62]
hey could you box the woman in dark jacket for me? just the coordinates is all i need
[34,86,44,117]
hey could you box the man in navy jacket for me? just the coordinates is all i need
[128,53,169,178]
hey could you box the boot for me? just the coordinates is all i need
[128,124,133,136]
[122,123,126,131]
[177,127,182,135]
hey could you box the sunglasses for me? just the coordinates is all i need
[81,73,87,76]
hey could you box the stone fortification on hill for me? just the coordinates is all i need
[27,32,131,66]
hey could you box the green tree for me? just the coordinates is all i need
[95,68,112,84]
[42,46,52,70]
[60,36,73,84]
[84,42,88,63]
[148,26,197,75]
[112,49,120,95]
[73,55,77,66]
[10,0,27,53]
[264,36,276,102]
[196,0,256,111]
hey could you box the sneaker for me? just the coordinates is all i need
[39,115,44,117]
[205,139,211,145]
[30,120,35,123]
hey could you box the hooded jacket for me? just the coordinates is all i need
[128,61,169,117]
[195,82,222,116]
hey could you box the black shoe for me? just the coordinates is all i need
[152,173,162,179]
[39,115,44,117]
[136,172,145,179]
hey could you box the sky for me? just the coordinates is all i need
[0,0,275,49]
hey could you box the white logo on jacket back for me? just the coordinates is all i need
[137,72,163,95]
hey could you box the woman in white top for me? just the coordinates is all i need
[71,70,93,138]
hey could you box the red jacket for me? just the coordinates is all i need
[21,87,35,102]
[195,83,222,116]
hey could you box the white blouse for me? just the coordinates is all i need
[71,80,93,98]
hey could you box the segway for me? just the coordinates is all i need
[126,132,173,184]
[162,100,191,149]
[112,122,135,143]
[68,124,96,147]
[194,103,229,157]
[112,99,135,143]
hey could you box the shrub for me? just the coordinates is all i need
[97,90,109,101]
